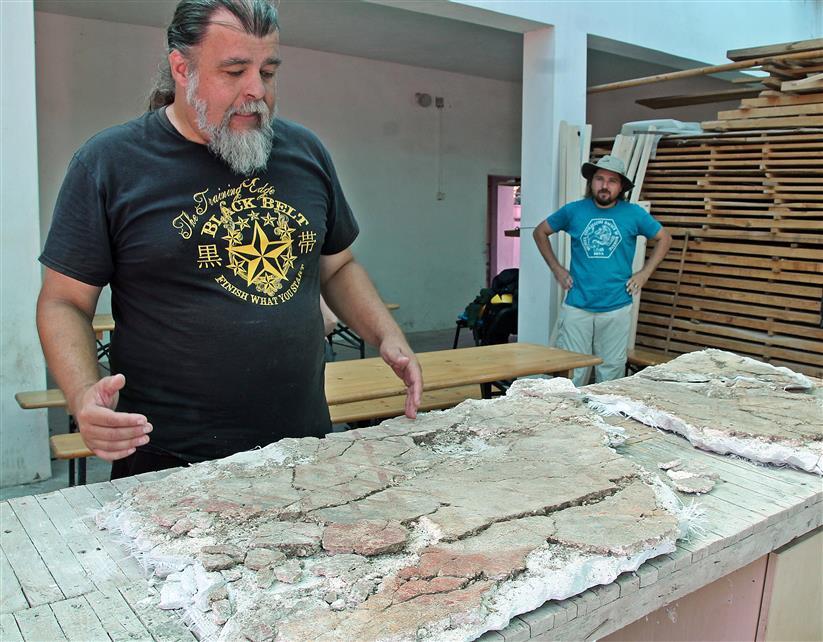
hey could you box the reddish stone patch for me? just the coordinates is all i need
[152,509,187,528]
[409,579,494,610]
[407,546,534,581]
[169,518,194,536]
[201,544,244,561]
[393,576,468,602]
[238,620,275,642]
[199,553,237,572]
[322,520,408,556]
[244,548,285,571]
[200,499,261,520]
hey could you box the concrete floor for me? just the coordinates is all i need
[1,326,477,501]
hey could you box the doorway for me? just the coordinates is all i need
[486,175,521,285]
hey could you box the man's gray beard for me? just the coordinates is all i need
[186,73,275,175]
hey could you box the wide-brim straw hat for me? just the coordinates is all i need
[581,155,634,191]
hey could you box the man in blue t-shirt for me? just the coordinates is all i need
[533,155,671,385]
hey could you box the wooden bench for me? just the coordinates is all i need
[16,384,484,485]
[14,389,69,410]
[49,433,92,486]
[626,348,674,375]
[15,390,89,486]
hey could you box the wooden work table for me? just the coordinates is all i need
[1,419,819,641]
[325,343,602,405]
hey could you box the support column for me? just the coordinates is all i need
[517,25,587,345]
[1,0,51,486]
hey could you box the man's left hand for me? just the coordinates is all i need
[379,340,422,419]
[626,270,650,295]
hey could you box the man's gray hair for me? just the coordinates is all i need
[148,0,279,110]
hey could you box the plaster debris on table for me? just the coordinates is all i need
[585,349,823,475]
[660,462,718,495]
[98,378,686,642]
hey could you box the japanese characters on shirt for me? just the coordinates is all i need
[172,178,316,307]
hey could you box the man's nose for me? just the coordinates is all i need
[244,75,266,100]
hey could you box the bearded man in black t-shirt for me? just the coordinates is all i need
[36,0,422,478]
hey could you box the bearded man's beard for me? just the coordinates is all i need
[186,72,276,175]
[594,189,618,207]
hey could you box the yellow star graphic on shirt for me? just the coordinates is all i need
[227,221,292,286]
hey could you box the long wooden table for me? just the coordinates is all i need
[2,418,819,641]
[324,343,602,405]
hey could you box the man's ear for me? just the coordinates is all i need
[169,49,192,88]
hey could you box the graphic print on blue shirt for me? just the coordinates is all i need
[581,218,622,259]
[546,199,662,313]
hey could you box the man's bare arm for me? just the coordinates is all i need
[532,220,573,290]
[319,250,422,418]
[626,227,672,292]
[36,268,151,460]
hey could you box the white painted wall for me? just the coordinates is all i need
[276,45,522,331]
[1,1,51,487]
[35,12,522,333]
[36,14,166,314]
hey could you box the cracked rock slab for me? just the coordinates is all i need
[99,377,682,641]
[586,349,823,475]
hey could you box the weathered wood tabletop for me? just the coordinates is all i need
[325,343,602,405]
[2,422,820,641]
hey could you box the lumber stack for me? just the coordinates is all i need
[637,134,822,376]
[636,130,822,375]
[703,40,823,131]
[588,39,822,377]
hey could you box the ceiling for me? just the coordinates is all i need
[35,0,528,82]
[34,0,745,86]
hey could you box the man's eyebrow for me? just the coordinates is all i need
[219,56,282,67]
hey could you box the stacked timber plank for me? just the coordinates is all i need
[588,40,822,377]
[703,40,823,131]
[636,70,823,376]
[638,130,823,375]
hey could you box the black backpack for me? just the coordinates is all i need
[475,269,519,345]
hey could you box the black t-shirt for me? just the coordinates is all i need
[40,109,358,462]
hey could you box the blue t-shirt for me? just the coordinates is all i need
[546,198,662,313]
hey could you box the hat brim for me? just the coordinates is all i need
[581,162,634,192]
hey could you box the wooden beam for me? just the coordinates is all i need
[717,102,823,120]
[727,38,823,62]
[587,49,823,94]
[636,88,762,109]
[782,73,823,93]
[741,92,823,107]
[702,115,823,130]
[731,76,765,84]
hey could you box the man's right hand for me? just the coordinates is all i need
[73,374,152,461]
[552,266,573,290]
